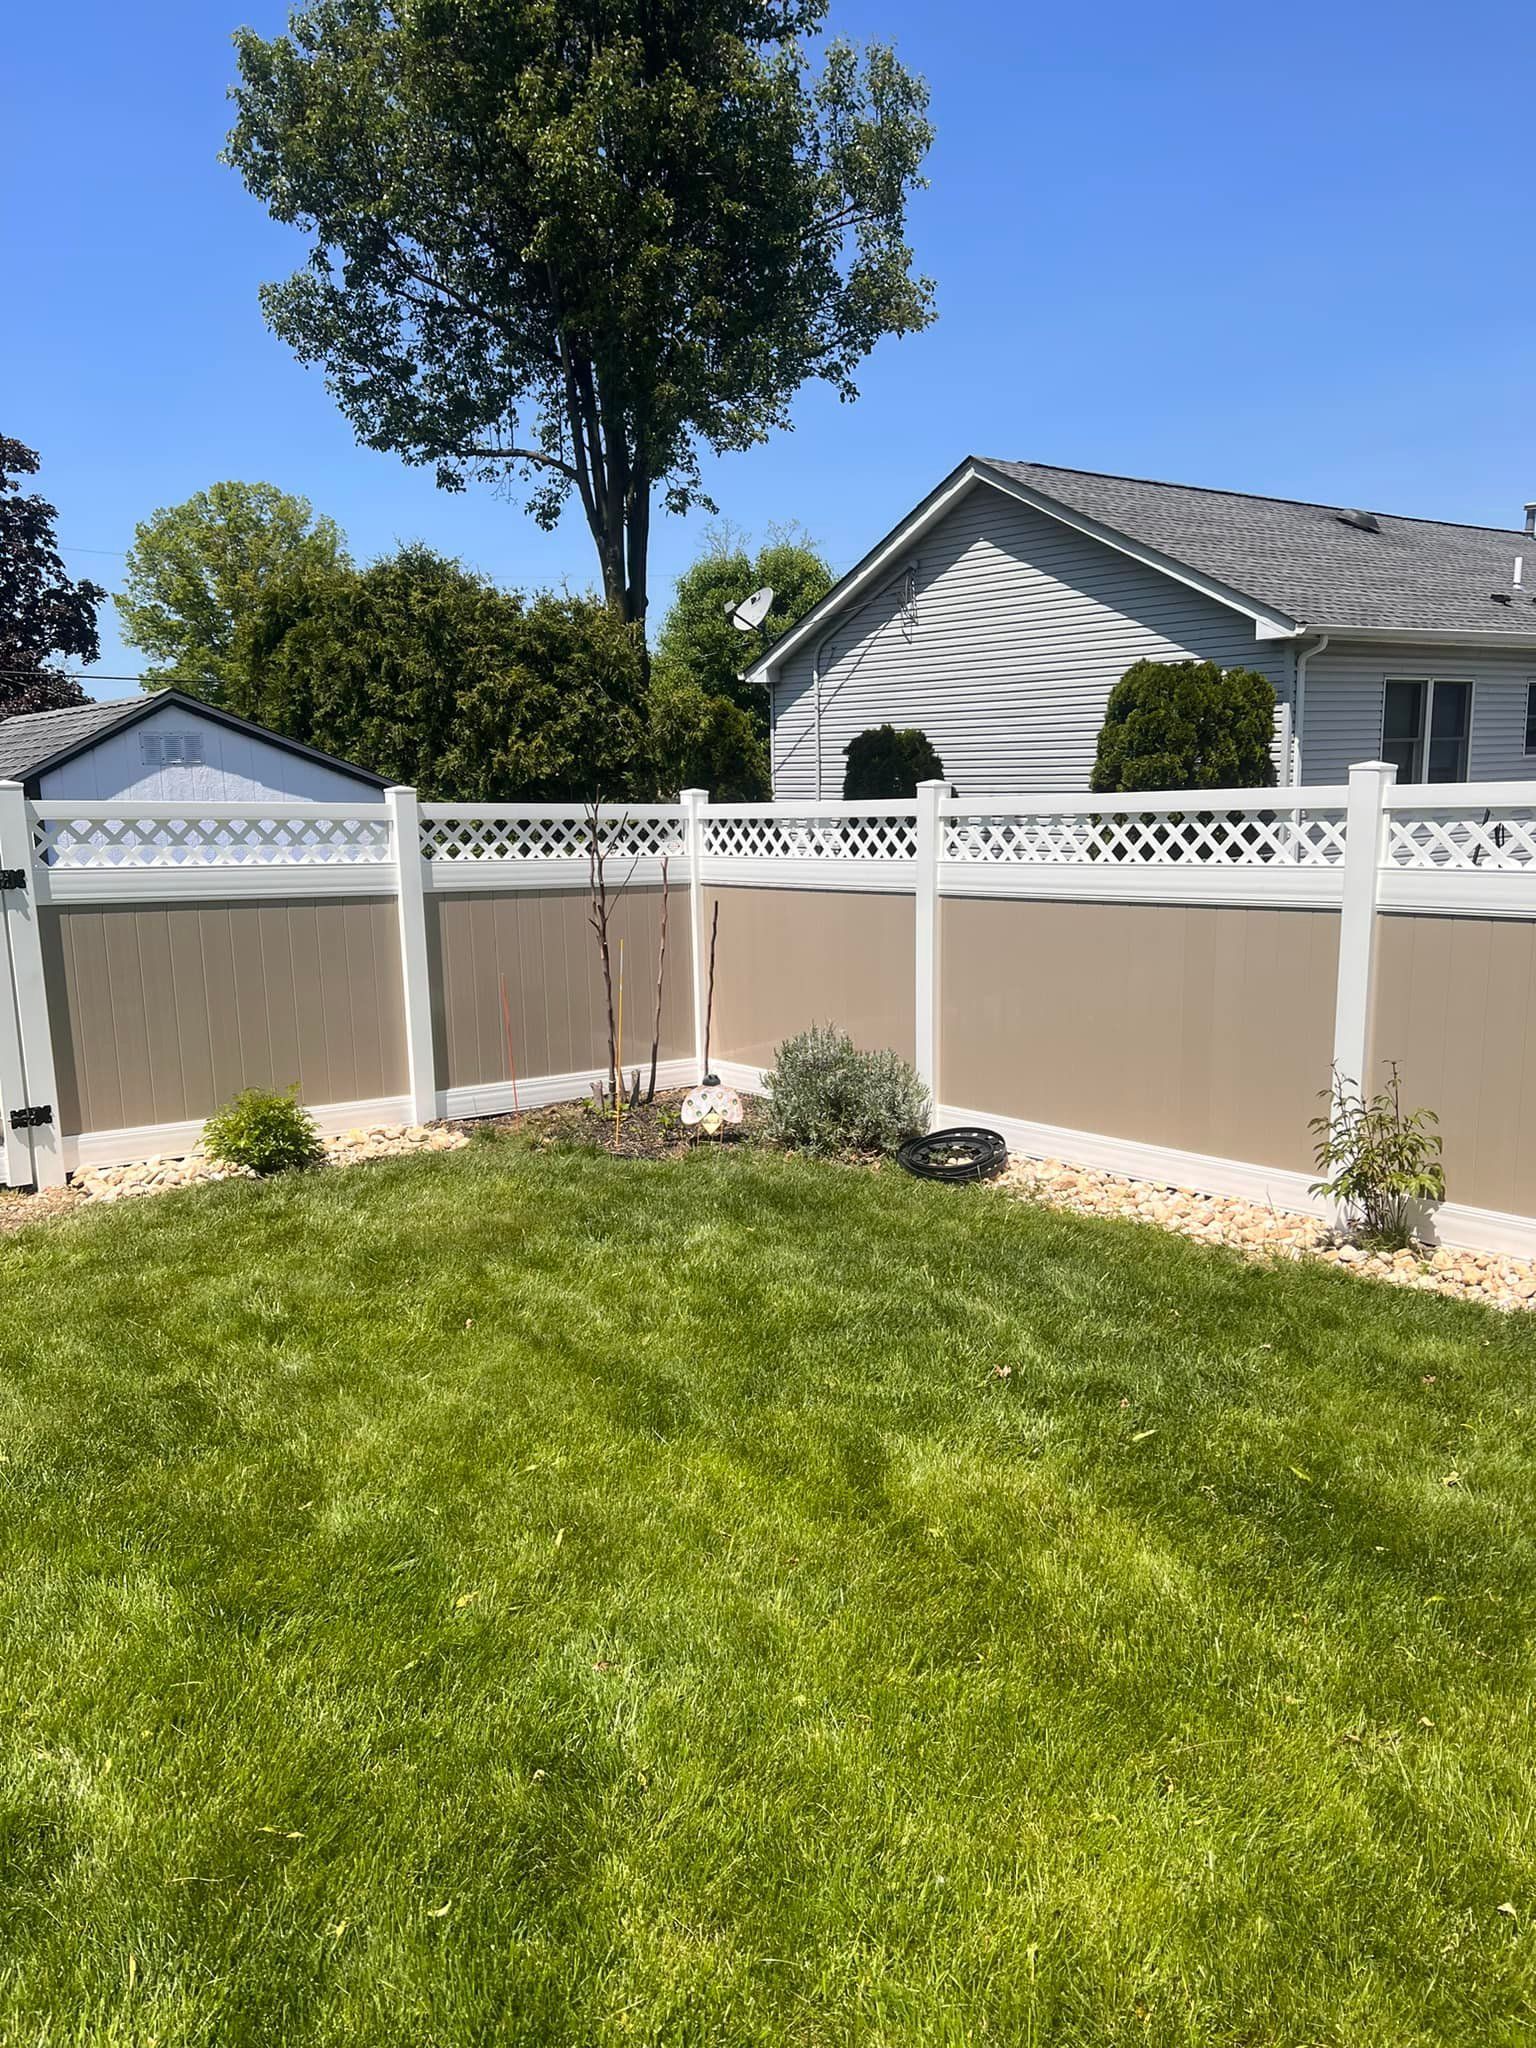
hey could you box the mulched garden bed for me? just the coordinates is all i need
[454,1086,769,1162]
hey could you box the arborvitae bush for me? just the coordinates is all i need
[842,725,945,800]
[1091,659,1277,792]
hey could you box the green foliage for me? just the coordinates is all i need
[0,434,102,715]
[195,543,652,801]
[1310,1064,1446,1249]
[118,481,349,712]
[1091,659,1278,793]
[202,1087,323,1177]
[765,1022,930,1156]
[648,669,769,800]
[653,529,834,718]
[842,724,945,799]
[226,2,933,623]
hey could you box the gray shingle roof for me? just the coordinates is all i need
[981,459,1536,637]
[0,691,389,788]
[0,699,140,780]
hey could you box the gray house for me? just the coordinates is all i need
[0,690,387,802]
[747,459,1536,797]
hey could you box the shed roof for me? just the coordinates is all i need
[0,690,388,789]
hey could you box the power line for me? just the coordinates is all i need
[0,669,156,684]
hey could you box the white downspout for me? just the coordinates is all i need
[1292,631,1329,786]
[813,632,835,801]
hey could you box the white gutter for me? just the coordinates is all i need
[1292,632,1329,786]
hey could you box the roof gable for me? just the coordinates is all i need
[748,459,1536,678]
[0,691,388,790]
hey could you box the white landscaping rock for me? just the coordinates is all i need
[67,1123,469,1209]
[996,1154,1536,1314]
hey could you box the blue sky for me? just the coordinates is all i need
[6,0,1535,698]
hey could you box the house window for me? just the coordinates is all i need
[1382,679,1472,783]
[1525,682,1536,755]
[140,731,205,767]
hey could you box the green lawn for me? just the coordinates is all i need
[1,1138,1533,2046]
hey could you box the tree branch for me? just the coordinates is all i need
[450,442,580,481]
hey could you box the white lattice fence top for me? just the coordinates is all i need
[703,813,917,861]
[419,810,685,863]
[1384,806,1536,869]
[944,805,1348,866]
[33,812,393,868]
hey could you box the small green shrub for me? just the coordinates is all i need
[203,1086,324,1177]
[765,1024,930,1158]
[842,725,945,800]
[1309,1063,1444,1249]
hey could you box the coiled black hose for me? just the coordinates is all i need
[896,1127,1009,1184]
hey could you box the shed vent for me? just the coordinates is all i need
[1335,508,1380,533]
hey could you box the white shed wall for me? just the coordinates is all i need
[36,702,377,803]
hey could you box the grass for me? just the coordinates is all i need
[1,1136,1533,2046]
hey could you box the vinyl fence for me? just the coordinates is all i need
[3,765,1535,1256]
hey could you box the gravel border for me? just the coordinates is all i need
[997,1155,1536,1312]
[2,1117,1531,1312]
[0,1123,470,1232]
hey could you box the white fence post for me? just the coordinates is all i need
[681,789,709,1080]
[0,781,65,1188]
[1331,760,1395,1105]
[386,786,438,1125]
[914,780,946,1119]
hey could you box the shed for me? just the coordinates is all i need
[0,691,388,803]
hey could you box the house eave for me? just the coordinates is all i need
[1301,623,1536,651]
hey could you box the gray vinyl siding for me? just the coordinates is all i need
[35,701,376,803]
[1299,642,1536,785]
[769,479,1293,798]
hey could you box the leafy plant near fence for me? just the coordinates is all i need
[203,1087,324,1177]
[764,1024,930,1157]
[1309,1063,1445,1249]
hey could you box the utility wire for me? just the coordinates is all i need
[0,669,158,684]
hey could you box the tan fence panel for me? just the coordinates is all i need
[426,884,691,1090]
[940,899,1339,1173]
[703,886,916,1070]
[43,898,408,1135]
[1372,914,1536,1217]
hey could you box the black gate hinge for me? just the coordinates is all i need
[0,869,27,892]
[9,1105,53,1130]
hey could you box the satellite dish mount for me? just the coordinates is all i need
[725,585,775,634]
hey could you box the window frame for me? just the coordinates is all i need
[1380,677,1475,784]
[1524,681,1536,757]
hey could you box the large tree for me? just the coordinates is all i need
[118,481,349,713]
[0,436,104,716]
[652,528,833,719]
[225,0,933,629]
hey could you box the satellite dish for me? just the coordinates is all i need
[727,585,775,633]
